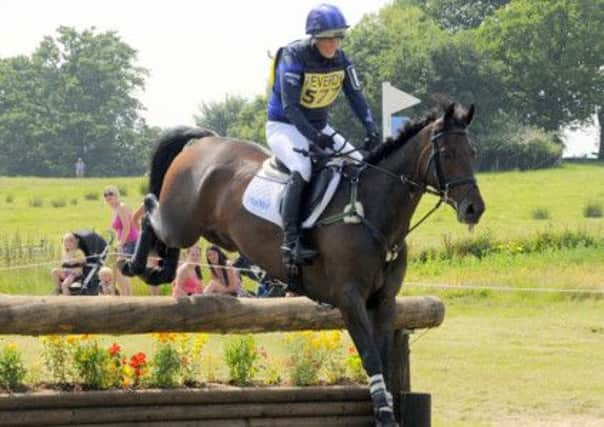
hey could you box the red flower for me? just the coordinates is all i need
[348,346,357,355]
[129,352,147,369]
[108,343,121,357]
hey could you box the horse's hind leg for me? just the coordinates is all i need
[120,212,157,277]
[339,285,399,427]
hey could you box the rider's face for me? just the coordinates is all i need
[315,37,341,59]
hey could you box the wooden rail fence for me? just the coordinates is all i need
[0,294,444,426]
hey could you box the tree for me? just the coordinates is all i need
[194,95,247,136]
[474,0,604,133]
[412,0,510,31]
[0,26,150,176]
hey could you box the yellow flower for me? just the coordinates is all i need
[5,343,17,351]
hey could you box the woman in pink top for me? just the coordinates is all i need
[172,245,204,298]
[203,245,244,296]
[104,185,138,296]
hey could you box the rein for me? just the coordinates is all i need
[320,128,475,263]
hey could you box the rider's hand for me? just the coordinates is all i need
[315,134,334,150]
[363,131,381,151]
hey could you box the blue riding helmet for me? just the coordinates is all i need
[305,4,349,38]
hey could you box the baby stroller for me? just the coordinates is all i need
[68,230,113,296]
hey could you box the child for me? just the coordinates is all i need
[98,266,116,296]
[50,233,86,295]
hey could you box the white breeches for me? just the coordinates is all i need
[266,121,363,182]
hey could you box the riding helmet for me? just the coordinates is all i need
[305,4,349,38]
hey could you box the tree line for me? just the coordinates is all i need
[0,0,602,176]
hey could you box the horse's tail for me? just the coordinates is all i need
[148,126,217,197]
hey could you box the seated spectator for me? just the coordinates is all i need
[172,245,204,298]
[203,245,246,297]
[51,233,86,295]
[98,266,117,296]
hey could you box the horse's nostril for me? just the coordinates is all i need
[465,204,475,216]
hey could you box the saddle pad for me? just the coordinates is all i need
[243,169,341,229]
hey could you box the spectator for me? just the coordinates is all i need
[172,245,204,298]
[104,185,138,296]
[203,245,246,296]
[51,232,86,295]
[75,158,86,178]
[98,266,116,296]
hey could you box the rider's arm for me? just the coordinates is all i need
[279,50,324,142]
[342,56,378,135]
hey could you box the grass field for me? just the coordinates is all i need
[1,162,603,426]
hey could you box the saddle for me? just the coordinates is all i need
[242,156,342,229]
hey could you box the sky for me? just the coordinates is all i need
[0,0,390,127]
[1,0,599,157]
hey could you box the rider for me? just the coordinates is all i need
[267,3,380,268]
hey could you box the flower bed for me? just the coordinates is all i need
[0,332,366,392]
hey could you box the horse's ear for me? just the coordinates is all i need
[444,102,456,121]
[464,104,475,126]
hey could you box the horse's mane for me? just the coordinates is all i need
[365,111,437,165]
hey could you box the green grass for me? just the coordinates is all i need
[1,163,604,426]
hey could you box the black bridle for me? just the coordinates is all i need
[310,125,478,262]
[424,129,477,204]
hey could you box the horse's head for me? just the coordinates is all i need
[421,102,485,225]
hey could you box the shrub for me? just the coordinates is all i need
[150,333,182,388]
[224,335,258,385]
[71,337,111,389]
[118,185,128,197]
[531,207,551,220]
[29,197,43,208]
[0,343,27,391]
[50,198,67,208]
[583,201,603,218]
[41,336,72,384]
[128,352,148,388]
[285,331,340,386]
[84,192,99,201]
[178,334,208,386]
[5,195,14,203]
[70,198,78,206]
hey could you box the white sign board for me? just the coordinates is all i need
[382,82,421,138]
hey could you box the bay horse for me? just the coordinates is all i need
[126,101,484,426]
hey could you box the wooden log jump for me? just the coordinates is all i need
[0,294,442,426]
[0,295,444,335]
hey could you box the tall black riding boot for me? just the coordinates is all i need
[280,172,318,266]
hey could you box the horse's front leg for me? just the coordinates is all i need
[368,295,397,413]
[338,284,398,427]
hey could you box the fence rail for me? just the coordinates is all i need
[0,295,444,335]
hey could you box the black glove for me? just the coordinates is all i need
[314,133,334,150]
[363,131,381,150]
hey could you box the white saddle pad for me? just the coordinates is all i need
[243,162,341,229]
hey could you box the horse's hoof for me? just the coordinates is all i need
[375,407,399,427]
[143,194,158,214]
